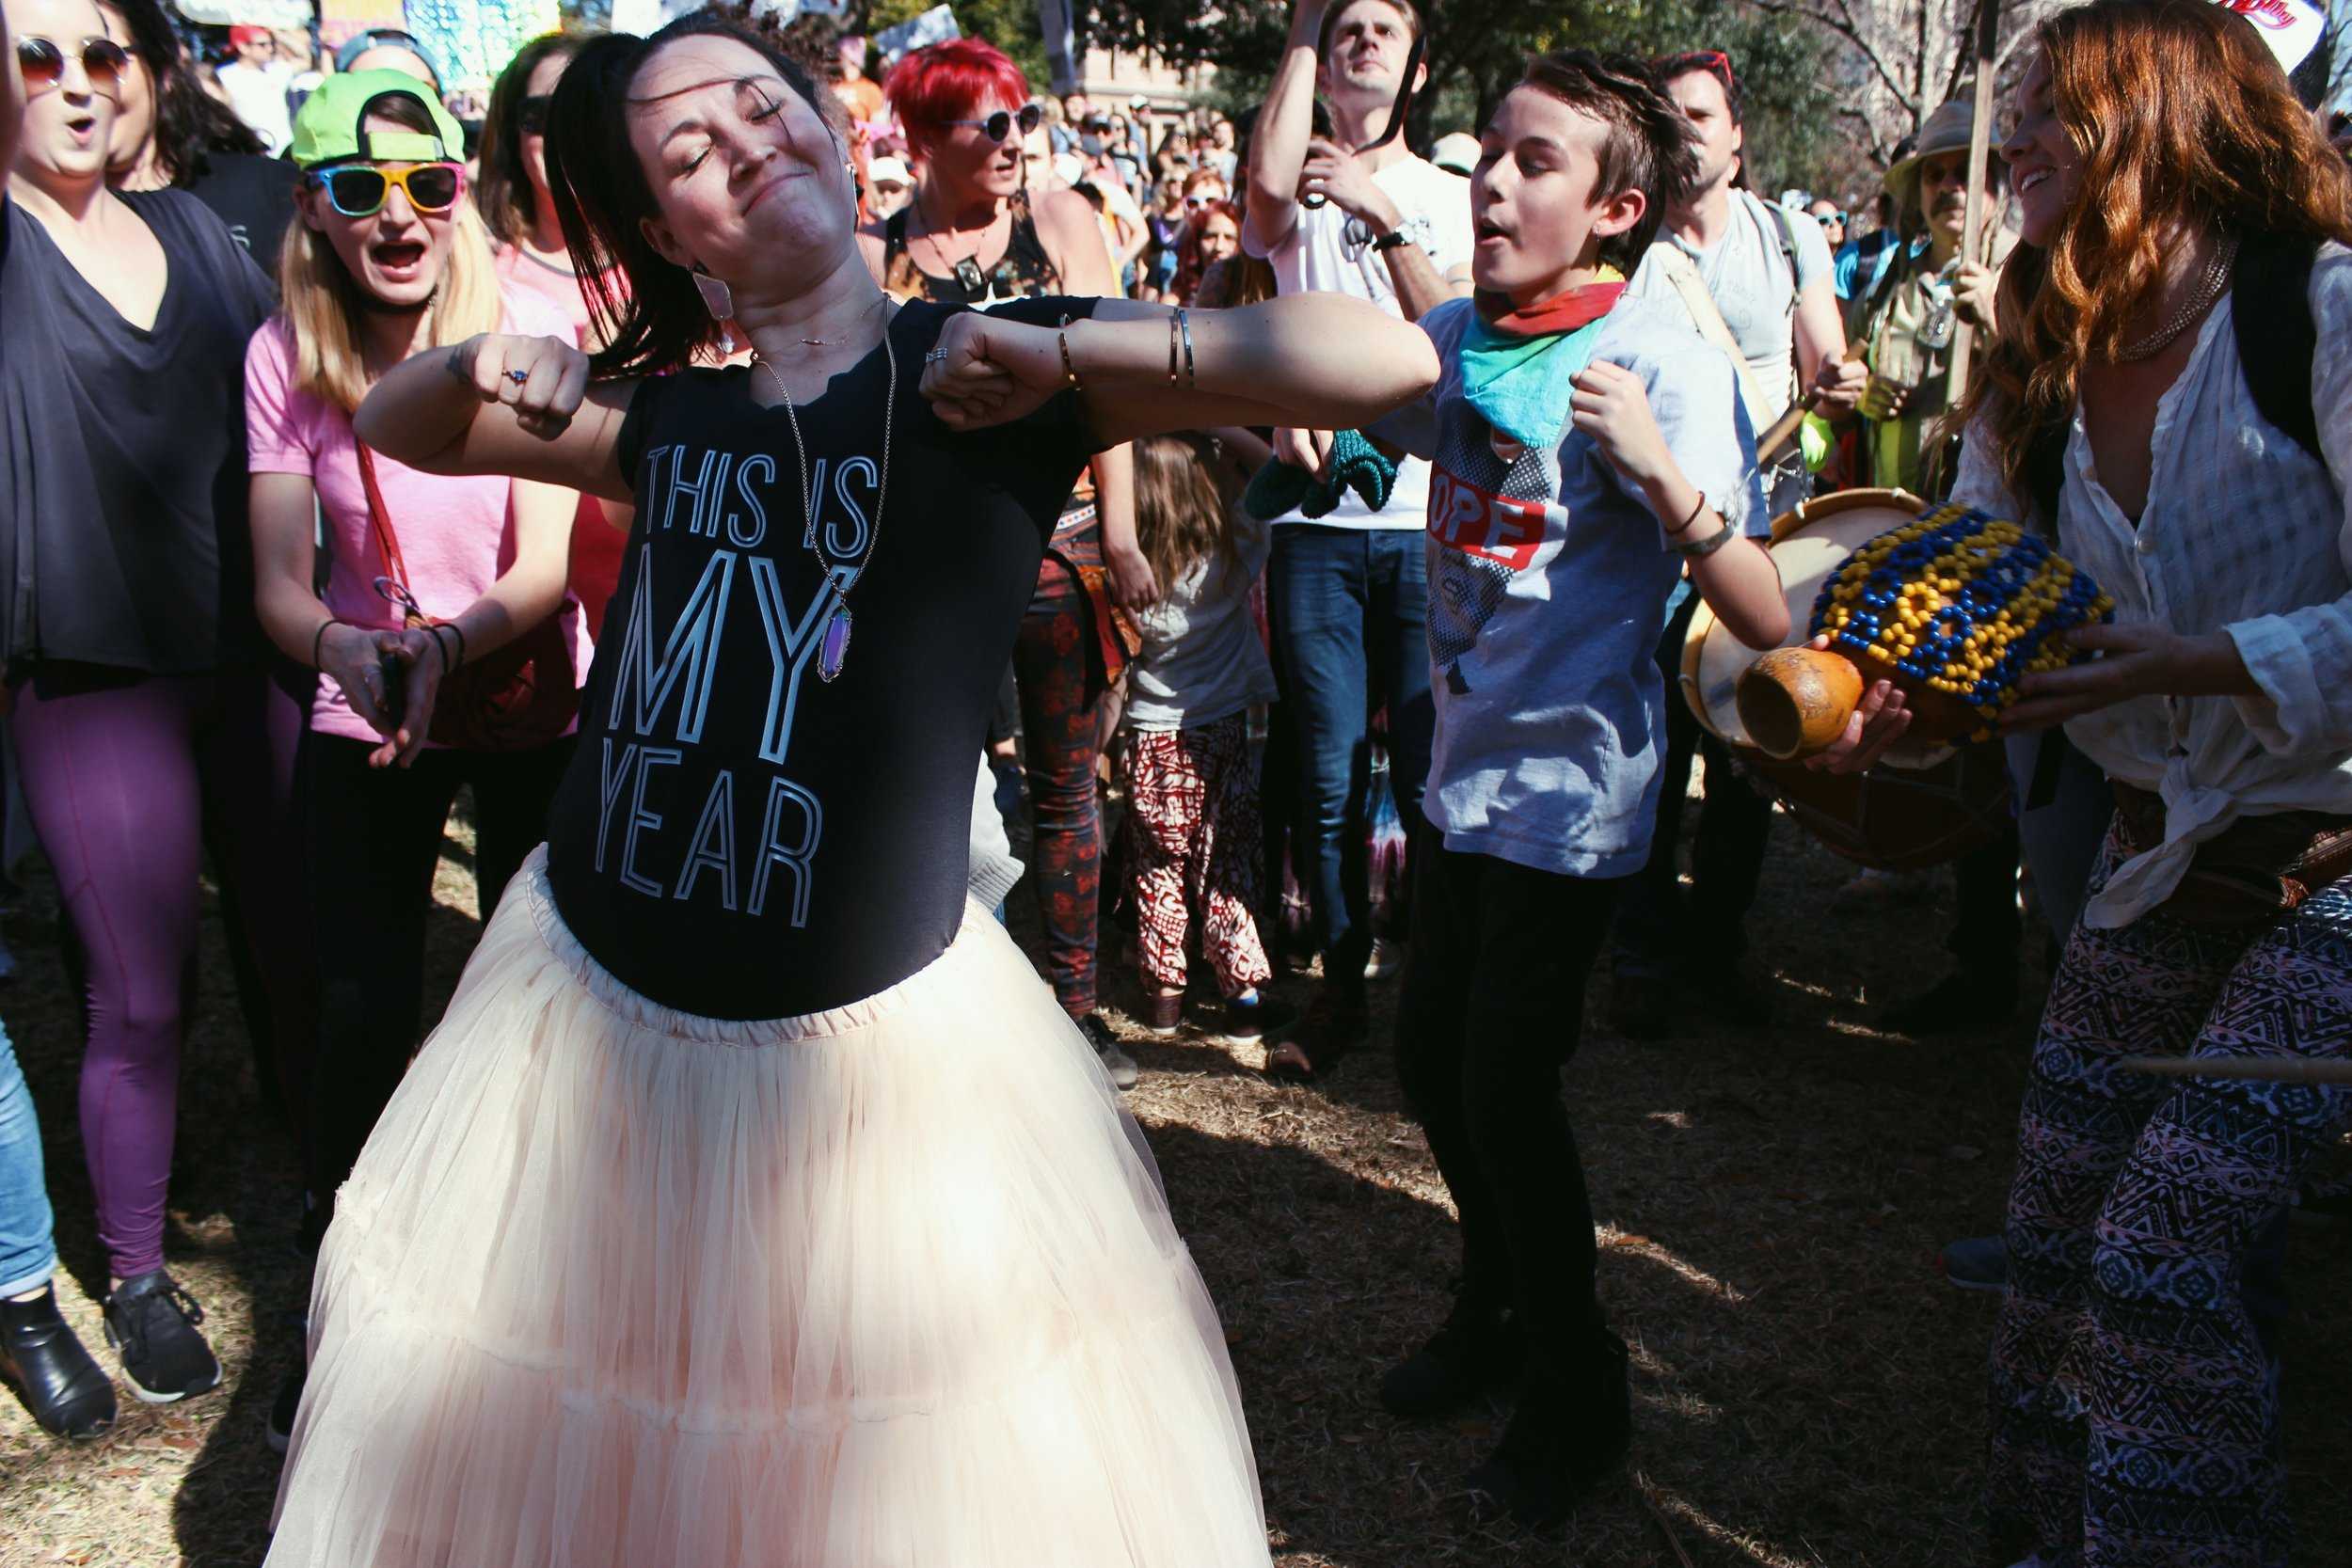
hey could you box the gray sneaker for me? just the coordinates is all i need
[1076,1013,1138,1090]
[1938,1234,2008,1292]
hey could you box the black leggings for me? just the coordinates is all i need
[1396,822,1622,1376]
[303,733,572,1220]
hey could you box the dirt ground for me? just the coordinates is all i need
[1,796,2346,1568]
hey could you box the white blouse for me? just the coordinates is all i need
[1950,242,2352,928]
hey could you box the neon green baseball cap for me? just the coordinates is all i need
[287,70,466,169]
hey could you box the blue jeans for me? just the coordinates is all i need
[0,1022,56,1297]
[1266,525,1434,979]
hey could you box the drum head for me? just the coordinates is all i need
[1680,487,1929,752]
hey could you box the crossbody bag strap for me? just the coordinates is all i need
[353,441,414,601]
[1653,244,1772,432]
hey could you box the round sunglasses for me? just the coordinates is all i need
[945,103,1042,144]
[16,36,130,92]
[310,161,466,219]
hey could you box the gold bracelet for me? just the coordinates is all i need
[1167,309,1181,386]
[1057,318,1082,392]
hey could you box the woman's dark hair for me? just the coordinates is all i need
[476,31,588,248]
[104,0,263,183]
[545,14,842,377]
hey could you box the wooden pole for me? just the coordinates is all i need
[2120,1054,2352,1087]
[1945,0,2002,398]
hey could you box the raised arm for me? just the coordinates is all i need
[1244,0,1325,259]
[922,294,1438,449]
[353,332,637,501]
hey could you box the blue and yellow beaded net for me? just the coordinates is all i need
[1811,502,2116,740]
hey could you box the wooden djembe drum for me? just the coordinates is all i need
[1735,501,2116,761]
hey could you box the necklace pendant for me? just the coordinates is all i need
[818,598,854,683]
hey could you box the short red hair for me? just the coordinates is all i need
[884,39,1029,154]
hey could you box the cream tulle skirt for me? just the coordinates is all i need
[264,847,1273,1568]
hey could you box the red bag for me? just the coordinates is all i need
[356,443,578,752]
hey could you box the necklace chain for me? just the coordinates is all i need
[2116,234,2239,362]
[753,304,897,660]
[791,291,888,348]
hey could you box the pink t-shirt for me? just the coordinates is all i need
[492,242,602,342]
[244,281,595,746]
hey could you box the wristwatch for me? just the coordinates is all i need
[1370,229,1412,253]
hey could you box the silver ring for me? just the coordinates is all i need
[505,369,531,385]
[924,348,949,364]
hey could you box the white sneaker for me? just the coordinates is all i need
[1363,937,1405,981]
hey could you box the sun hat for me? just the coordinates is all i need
[1883,98,2003,212]
[287,69,465,169]
[866,155,913,189]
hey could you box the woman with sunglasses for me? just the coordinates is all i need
[862,38,1157,1080]
[245,71,590,1446]
[476,30,632,642]
[96,0,295,264]
[3,0,307,1404]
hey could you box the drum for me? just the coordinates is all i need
[1679,488,2010,872]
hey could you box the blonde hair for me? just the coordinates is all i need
[276,128,507,410]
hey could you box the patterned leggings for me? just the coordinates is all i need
[1012,535,1106,1019]
[1990,820,2352,1568]
[1126,714,1272,998]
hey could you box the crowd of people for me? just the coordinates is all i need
[0,0,2346,1563]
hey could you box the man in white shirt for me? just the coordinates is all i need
[215,25,292,156]
[1613,49,1861,1038]
[1244,0,1472,1073]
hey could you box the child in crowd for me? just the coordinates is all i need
[1373,50,1788,1526]
[1124,434,1288,1045]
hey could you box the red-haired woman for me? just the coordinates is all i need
[858,38,1152,1082]
[1171,197,1241,306]
[1945,1,2352,1560]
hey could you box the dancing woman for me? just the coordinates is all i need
[1943,0,2352,1560]
[261,17,1435,1565]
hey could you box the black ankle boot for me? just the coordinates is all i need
[1465,1329,1631,1529]
[0,1284,118,1439]
[1379,1290,1525,1418]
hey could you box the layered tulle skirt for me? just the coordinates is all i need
[265,847,1272,1567]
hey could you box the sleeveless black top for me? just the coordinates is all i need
[882,188,1060,306]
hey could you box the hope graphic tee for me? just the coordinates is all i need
[1380,296,1768,879]
[542,297,1104,1019]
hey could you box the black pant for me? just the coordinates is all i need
[1614,594,1772,974]
[302,732,573,1218]
[1950,800,2024,976]
[1396,824,1622,1376]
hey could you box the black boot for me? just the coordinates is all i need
[1464,1330,1631,1529]
[0,1284,118,1439]
[1378,1289,1525,1418]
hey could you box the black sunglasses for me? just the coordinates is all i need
[15,36,129,92]
[946,103,1042,143]
[518,93,550,135]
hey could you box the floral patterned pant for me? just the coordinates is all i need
[1990,820,2352,1568]
[1125,715,1272,999]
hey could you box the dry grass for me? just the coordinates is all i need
[1,799,2347,1568]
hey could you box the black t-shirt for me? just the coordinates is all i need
[544,296,1104,1019]
[181,151,298,269]
[0,188,277,674]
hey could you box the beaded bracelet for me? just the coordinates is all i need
[1057,314,1081,393]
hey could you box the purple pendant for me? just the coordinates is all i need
[818,601,853,683]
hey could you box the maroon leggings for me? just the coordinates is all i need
[10,665,310,1281]
[1012,545,1106,1020]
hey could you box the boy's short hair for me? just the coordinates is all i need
[1516,50,1698,274]
[1317,0,1422,62]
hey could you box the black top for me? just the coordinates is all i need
[881,188,1060,306]
[543,296,1105,1019]
[181,152,299,269]
[0,188,276,675]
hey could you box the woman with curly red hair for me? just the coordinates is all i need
[858,39,1155,1081]
[1171,197,1240,306]
[1942,1,2352,1561]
